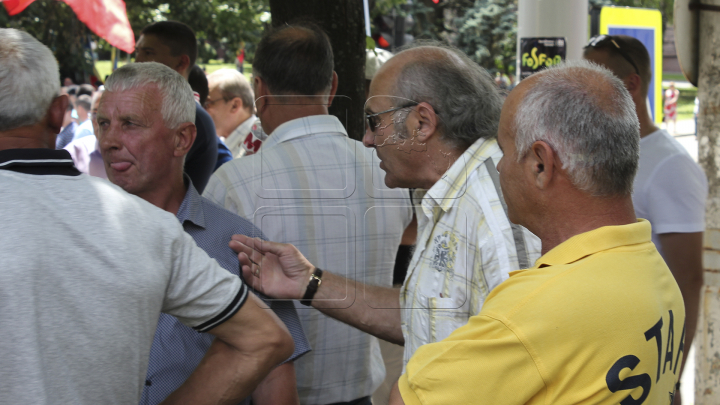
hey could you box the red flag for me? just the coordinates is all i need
[3,0,37,15]
[62,0,135,54]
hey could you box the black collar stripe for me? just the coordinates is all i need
[0,158,74,167]
[0,149,82,176]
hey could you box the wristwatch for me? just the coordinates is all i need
[300,267,323,306]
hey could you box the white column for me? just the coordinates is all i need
[695,1,720,402]
[517,0,588,80]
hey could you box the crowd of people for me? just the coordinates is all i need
[0,18,707,405]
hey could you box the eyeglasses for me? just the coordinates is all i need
[586,35,640,75]
[365,103,418,132]
[204,97,226,109]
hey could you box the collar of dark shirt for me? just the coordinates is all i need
[176,175,207,229]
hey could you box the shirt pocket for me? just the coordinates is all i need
[424,295,469,343]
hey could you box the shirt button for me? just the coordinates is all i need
[145,380,152,386]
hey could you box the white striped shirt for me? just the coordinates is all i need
[400,137,541,369]
[204,115,413,404]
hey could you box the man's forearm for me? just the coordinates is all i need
[162,293,295,405]
[658,232,704,376]
[310,271,405,345]
[160,338,275,405]
[231,235,405,344]
[252,362,299,405]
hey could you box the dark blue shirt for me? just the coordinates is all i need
[186,103,218,194]
[55,121,77,150]
[216,137,233,171]
[140,182,311,405]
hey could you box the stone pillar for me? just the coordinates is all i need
[695,1,720,403]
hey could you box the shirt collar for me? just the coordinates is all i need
[226,115,258,149]
[0,148,81,176]
[424,137,498,212]
[262,115,347,150]
[519,219,651,272]
[176,178,206,229]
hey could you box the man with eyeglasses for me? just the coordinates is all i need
[205,69,267,158]
[204,22,413,405]
[584,35,707,402]
[225,38,541,393]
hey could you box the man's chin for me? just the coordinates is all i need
[383,174,404,189]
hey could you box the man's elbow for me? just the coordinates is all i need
[270,326,295,365]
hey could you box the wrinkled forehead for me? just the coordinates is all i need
[99,86,162,117]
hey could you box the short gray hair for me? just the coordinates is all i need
[515,60,640,196]
[391,42,503,150]
[104,62,195,128]
[207,69,255,114]
[76,95,92,112]
[0,29,60,131]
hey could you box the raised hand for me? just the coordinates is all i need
[230,235,315,300]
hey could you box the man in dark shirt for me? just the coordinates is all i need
[98,61,309,405]
[134,20,231,192]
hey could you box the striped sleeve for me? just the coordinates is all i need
[193,282,249,332]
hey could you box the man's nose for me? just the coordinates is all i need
[362,125,376,148]
[98,124,120,152]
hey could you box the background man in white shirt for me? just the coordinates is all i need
[204,22,414,405]
[205,69,267,158]
[584,35,707,402]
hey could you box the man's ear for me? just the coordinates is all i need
[229,97,244,113]
[528,140,556,189]
[327,71,339,106]
[176,54,192,77]
[409,101,439,143]
[173,122,197,157]
[254,76,269,114]
[48,95,69,134]
[624,73,643,99]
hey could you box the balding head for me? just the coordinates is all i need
[370,42,502,150]
[252,22,334,96]
[511,60,639,196]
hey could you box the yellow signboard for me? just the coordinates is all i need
[599,7,663,124]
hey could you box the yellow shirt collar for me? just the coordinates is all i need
[510,219,651,275]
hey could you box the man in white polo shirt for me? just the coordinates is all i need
[0,28,293,405]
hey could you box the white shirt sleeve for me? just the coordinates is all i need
[162,226,247,332]
[642,153,707,234]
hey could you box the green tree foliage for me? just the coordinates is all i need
[1,0,269,82]
[0,0,94,83]
[456,0,517,75]
[375,0,673,77]
[124,0,269,63]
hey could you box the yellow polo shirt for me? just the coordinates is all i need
[399,220,685,405]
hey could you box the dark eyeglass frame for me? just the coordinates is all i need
[586,35,640,76]
[204,96,227,109]
[365,103,419,132]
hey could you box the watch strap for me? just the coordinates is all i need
[300,267,323,306]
